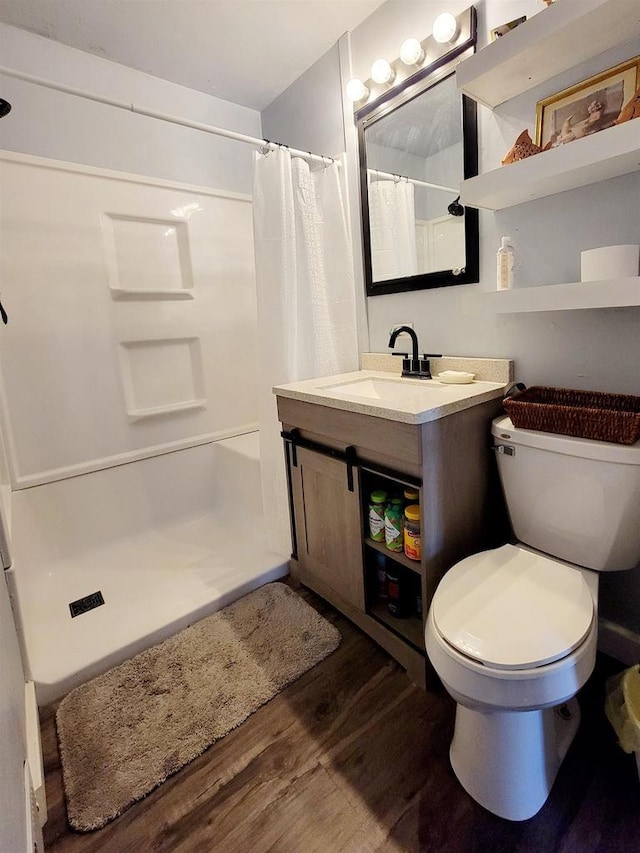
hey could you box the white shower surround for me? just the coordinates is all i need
[0,151,261,488]
[0,153,288,704]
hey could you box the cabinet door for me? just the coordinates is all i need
[291,446,365,611]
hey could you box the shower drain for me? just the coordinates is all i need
[69,591,105,618]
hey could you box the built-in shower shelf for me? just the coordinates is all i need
[126,398,207,421]
[110,288,195,301]
[486,276,640,313]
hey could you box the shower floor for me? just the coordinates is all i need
[7,433,289,705]
[11,510,288,706]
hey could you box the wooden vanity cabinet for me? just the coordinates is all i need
[277,393,504,687]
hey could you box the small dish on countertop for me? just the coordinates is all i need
[437,370,475,385]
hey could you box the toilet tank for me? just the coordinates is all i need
[491,416,640,571]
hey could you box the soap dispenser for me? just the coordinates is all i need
[496,236,515,290]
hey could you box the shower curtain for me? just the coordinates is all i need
[253,148,358,555]
[368,179,418,281]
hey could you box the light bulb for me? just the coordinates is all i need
[432,12,458,44]
[371,58,395,85]
[400,38,425,66]
[346,78,369,102]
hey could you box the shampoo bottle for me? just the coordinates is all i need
[496,236,515,290]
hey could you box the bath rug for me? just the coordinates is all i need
[55,582,341,831]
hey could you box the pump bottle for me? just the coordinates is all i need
[496,236,515,290]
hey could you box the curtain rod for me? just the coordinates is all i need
[368,168,456,194]
[0,66,339,167]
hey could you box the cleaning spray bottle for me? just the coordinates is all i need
[496,236,515,290]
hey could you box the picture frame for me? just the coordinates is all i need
[535,55,640,149]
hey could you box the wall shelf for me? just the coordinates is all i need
[486,277,640,313]
[456,0,640,212]
[456,0,640,109]
[460,120,640,210]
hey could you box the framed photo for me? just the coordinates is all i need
[535,55,640,149]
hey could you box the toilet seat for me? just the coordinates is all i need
[431,544,594,670]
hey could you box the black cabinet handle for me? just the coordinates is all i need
[345,445,357,492]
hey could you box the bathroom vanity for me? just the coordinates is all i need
[274,357,512,686]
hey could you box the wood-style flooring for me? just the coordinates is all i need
[41,584,640,853]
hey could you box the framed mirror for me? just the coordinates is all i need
[356,12,479,296]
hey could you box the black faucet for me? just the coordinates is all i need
[388,326,442,379]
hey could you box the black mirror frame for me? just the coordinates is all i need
[356,17,479,297]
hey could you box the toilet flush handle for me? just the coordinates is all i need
[492,444,515,456]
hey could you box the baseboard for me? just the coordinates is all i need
[598,618,640,666]
[24,761,45,852]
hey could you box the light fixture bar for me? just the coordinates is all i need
[351,7,473,112]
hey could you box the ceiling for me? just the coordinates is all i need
[0,0,386,111]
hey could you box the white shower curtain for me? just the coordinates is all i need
[253,148,358,555]
[368,179,418,281]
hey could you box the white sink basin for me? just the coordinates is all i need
[274,370,507,424]
[320,376,445,403]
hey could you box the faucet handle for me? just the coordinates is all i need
[416,353,442,380]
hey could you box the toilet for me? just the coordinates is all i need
[425,414,640,821]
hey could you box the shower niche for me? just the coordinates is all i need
[101,213,195,301]
[118,337,206,421]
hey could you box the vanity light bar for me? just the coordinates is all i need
[347,6,474,109]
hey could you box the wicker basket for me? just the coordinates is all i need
[503,386,640,445]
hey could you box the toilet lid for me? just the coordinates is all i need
[431,544,594,670]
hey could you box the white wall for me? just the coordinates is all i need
[0,382,11,567]
[262,0,640,643]
[0,375,25,849]
[0,576,27,852]
[0,23,262,193]
[262,42,345,158]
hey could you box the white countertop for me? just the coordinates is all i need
[274,370,509,425]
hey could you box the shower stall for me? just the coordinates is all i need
[0,150,288,705]
[0,37,359,705]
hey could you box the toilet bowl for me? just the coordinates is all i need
[426,415,640,821]
[425,544,598,820]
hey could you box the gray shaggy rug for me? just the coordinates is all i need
[56,582,341,831]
